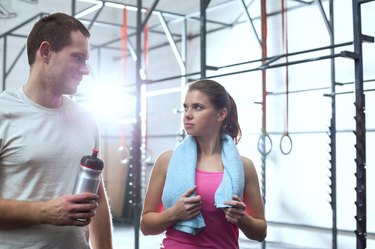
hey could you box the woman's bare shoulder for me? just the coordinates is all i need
[240,156,258,177]
[153,150,174,172]
[241,156,255,168]
[157,150,173,162]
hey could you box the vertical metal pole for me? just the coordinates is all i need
[352,1,367,248]
[2,36,6,91]
[260,1,267,248]
[200,0,207,79]
[72,0,76,16]
[328,0,337,248]
[180,18,187,130]
[132,1,143,249]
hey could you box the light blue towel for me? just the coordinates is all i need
[161,134,245,235]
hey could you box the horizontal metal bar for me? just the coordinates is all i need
[143,71,201,84]
[358,0,375,4]
[0,13,47,38]
[204,53,344,80]
[216,41,353,70]
[265,129,375,136]
[266,221,375,239]
[5,45,26,78]
[269,79,375,96]
[6,34,28,39]
[146,52,345,85]
[335,88,375,95]
[362,34,374,43]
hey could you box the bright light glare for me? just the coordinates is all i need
[81,83,134,123]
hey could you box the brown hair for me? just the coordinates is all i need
[27,12,90,65]
[188,79,242,144]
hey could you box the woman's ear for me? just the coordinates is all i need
[217,108,228,122]
[39,41,51,62]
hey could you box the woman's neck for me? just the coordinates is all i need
[196,134,222,156]
[196,135,224,172]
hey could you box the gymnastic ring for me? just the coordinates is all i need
[257,134,272,156]
[280,134,293,155]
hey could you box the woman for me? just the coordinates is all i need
[140,79,266,248]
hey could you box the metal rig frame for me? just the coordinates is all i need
[0,1,373,249]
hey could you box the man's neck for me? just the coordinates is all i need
[23,80,63,109]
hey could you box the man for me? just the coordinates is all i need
[0,12,113,248]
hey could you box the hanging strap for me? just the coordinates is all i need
[121,5,128,75]
[261,0,267,136]
[143,17,149,76]
[117,6,131,164]
[118,122,130,164]
[142,9,150,162]
[280,0,292,155]
[258,0,272,156]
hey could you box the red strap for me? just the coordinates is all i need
[121,6,127,148]
[143,10,149,153]
[261,0,267,134]
[282,0,289,136]
[143,17,149,76]
[120,123,126,147]
[121,6,127,77]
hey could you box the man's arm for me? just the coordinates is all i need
[0,199,43,228]
[0,193,99,229]
[89,179,113,249]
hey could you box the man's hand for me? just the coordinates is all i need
[40,193,99,227]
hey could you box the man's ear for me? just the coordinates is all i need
[39,41,51,62]
[217,108,228,122]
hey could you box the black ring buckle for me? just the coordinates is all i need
[257,133,272,156]
[280,134,293,155]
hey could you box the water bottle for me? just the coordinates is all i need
[72,149,104,195]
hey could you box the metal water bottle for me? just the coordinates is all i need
[72,149,104,194]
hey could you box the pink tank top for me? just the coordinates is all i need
[161,168,239,249]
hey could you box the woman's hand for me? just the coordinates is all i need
[172,186,201,221]
[223,195,246,224]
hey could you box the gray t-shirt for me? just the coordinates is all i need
[0,87,100,248]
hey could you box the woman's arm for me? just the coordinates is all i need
[140,150,202,235]
[140,150,176,235]
[224,156,267,241]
